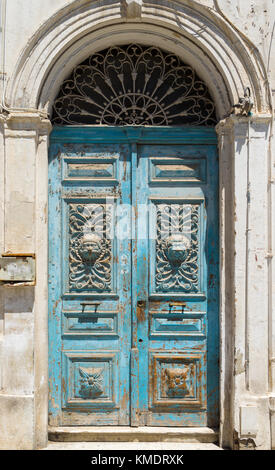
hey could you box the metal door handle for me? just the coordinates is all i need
[80,302,101,313]
[169,301,186,314]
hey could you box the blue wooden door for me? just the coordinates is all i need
[48,127,219,427]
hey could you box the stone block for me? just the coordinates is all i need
[0,394,34,449]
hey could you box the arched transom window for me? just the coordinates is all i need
[52,44,217,126]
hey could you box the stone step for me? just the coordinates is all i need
[44,441,222,450]
[48,426,218,443]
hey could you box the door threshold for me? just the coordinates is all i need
[48,426,218,443]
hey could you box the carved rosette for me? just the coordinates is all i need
[162,365,195,398]
[155,204,199,292]
[69,203,112,292]
[79,367,104,398]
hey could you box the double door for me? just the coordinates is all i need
[48,127,219,427]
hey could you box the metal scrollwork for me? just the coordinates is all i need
[155,203,199,293]
[52,44,217,126]
[69,203,112,292]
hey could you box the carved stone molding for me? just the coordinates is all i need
[215,113,272,137]
[2,112,52,134]
[122,0,142,19]
[5,0,271,117]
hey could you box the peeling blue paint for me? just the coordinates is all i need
[48,126,219,427]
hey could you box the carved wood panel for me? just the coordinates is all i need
[149,351,206,409]
[68,202,113,292]
[152,201,202,294]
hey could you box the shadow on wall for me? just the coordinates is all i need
[3,286,35,313]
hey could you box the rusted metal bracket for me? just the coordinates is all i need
[169,301,186,314]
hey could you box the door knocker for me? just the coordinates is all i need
[78,233,102,264]
[165,233,191,266]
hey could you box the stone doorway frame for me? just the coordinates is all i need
[0,1,273,450]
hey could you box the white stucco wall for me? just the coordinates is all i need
[1,1,275,88]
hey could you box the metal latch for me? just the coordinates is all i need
[80,302,101,313]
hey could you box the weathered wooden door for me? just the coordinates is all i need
[48,127,219,427]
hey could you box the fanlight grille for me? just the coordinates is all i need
[52,44,217,126]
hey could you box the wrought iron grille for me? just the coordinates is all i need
[52,44,217,126]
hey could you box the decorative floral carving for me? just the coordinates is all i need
[155,203,199,292]
[52,44,216,126]
[163,366,194,397]
[79,367,104,398]
[164,367,189,397]
[69,203,112,291]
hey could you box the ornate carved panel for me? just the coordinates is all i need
[155,203,200,293]
[150,352,206,409]
[52,44,217,126]
[62,351,118,409]
[162,366,195,398]
[68,203,113,292]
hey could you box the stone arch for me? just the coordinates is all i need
[5,0,271,119]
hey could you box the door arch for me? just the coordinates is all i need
[48,44,219,428]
